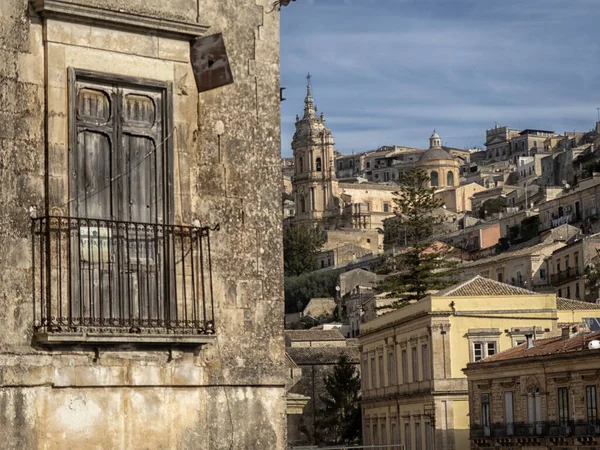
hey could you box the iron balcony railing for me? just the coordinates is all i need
[550,267,581,286]
[32,215,218,337]
[471,420,600,439]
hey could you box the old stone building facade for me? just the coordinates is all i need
[0,0,285,448]
[465,330,600,450]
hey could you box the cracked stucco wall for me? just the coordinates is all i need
[0,0,285,448]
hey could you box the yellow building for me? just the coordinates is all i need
[359,276,600,450]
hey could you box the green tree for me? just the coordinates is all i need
[379,168,456,304]
[284,269,342,313]
[585,253,600,302]
[314,355,362,445]
[283,226,325,277]
[480,197,507,219]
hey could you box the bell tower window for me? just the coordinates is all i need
[316,157,322,172]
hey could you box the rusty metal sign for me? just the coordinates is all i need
[190,33,234,93]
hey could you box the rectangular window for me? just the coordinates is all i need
[421,344,429,380]
[497,272,503,283]
[567,286,571,298]
[473,343,483,361]
[388,349,396,385]
[481,393,491,436]
[540,268,546,280]
[365,424,371,445]
[575,252,579,269]
[391,420,399,444]
[362,359,369,390]
[558,387,569,424]
[425,422,433,450]
[473,342,496,361]
[505,391,514,435]
[384,203,390,213]
[576,283,580,299]
[565,256,570,268]
[379,353,385,387]
[404,422,411,450]
[373,420,379,445]
[587,385,598,422]
[381,422,387,445]
[415,422,422,450]
[370,357,376,389]
[412,346,419,382]
[402,349,408,384]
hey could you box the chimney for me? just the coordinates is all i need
[525,334,535,349]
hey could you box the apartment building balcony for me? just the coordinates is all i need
[32,215,217,347]
[471,420,600,448]
[550,267,581,286]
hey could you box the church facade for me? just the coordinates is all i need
[289,80,461,232]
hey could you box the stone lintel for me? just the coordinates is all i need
[34,332,216,347]
[31,0,210,40]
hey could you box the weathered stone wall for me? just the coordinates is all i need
[0,0,285,448]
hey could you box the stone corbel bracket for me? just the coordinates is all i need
[31,0,210,40]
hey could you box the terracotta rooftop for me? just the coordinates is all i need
[434,276,537,297]
[557,297,600,310]
[284,329,345,344]
[286,346,360,365]
[460,242,561,268]
[474,331,600,365]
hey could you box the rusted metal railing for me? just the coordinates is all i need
[32,215,217,335]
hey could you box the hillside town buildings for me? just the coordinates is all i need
[0,0,287,448]
[281,73,600,449]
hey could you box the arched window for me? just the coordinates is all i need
[316,157,322,172]
[298,157,303,173]
[447,171,454,186]
[299,195,305,213]
[430,171,439,187]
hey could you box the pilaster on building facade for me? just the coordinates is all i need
[291,76,339,228]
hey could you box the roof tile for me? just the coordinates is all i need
[435,276,537,297]
[476,331,600,364]
[557,297,600,310]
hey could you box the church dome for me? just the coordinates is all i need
[419,147,454,162]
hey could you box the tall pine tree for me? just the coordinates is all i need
[379,168,456,305]
[314,355,362,445]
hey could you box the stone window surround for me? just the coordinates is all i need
[466,329,501,363]
[31,0,214,348]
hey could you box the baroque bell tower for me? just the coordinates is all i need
[291,74,338,227]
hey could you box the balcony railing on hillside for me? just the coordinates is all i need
[32,216,218,344]
[550,267,581,286]
[471,420,600,439]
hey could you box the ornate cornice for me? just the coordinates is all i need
[32,0,209,40]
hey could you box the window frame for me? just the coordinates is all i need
[557,386,569,424]
[68,68,175,224]
[587,385,598,423]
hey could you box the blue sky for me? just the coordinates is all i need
[280,0,600,157]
